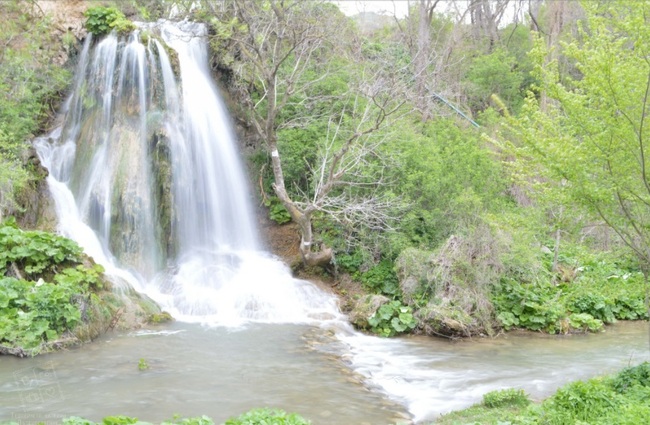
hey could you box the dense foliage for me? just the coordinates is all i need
[84,6,135,35]
[0,2,70,220]
[0,220,106,355]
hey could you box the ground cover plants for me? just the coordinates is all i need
[436,362,650,424]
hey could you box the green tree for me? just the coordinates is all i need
[508,0,650,330]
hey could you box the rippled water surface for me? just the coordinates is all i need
[1,321,648,424]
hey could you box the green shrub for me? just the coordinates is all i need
[567,293,615,324]
[0,220,83,279]
[0,277,82,351]
[492,279,564,333]
[367,300,417,337]
[611,362,650,394]
[224,408,310,425]
[101,417,139,425]
[0,222,106,354]
[482,388,531,408]
[544,378,620,424]
[568,312,603,332]
[84,6,135,36]
[263,196,291,224]
[611,295,648,320]
[334,249,365,275]
[361,260,400,296]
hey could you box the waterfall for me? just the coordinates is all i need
[35,21,341,326]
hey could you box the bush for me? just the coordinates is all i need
[0,220,83,279]
[263,196,291,224]
[493,279,565,333]
[543,379,620,424]
[567,293,615,324]
[611,362,650,394]
[361,260,400,296]
[84,6,135,35]
[568,313,603,332]
[482,388,531,408]
[0,277,82,350]
[0,221,106,354]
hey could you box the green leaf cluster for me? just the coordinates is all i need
[492,279,566,333]
[360,260,400,296]
[0,277,81,350]
[492,242,647,334]
[0,221,106,354]
[84,6,135,36]
[263,197,291,224]
[367,300,417,337]
[0,220,83,279]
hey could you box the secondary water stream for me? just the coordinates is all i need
[4,20,649,425]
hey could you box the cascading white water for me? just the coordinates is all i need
[35,21,341,326]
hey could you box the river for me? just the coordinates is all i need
[1,321,647,424]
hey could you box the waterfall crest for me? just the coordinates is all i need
[35,21,341,326]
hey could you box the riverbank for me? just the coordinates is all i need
[434,360,650,425]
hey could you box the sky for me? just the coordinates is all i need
[333,1,411,18]
[334,1,524,27]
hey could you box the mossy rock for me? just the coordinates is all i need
[349,294,390,330]
[415,300,495,338]
[148,311,173,324]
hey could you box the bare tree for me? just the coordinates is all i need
[412,0,440,120]
[469,0,510,49]
[394,0,470,121]
[212,0,406,266]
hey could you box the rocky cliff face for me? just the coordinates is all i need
[36,0,88,65]
[12,1,88,230]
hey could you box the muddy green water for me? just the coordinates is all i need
[0,322,648,424]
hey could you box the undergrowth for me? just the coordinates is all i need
[0,220,106,355]
[436,362,650,425]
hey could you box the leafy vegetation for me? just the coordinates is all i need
[482,388,531,409]
[84,6,135,35]
[0,2,70,220]
[367,300,417,337]
[437,362,650,425]
[34,409,311,425]
[0,220,107,355]
[224,408,311,425]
